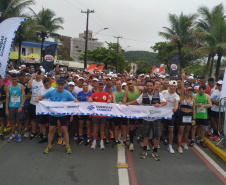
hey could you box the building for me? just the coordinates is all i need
[10,41,58,64]
[70,30,104,61]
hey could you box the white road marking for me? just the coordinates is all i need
[194,144,226,177]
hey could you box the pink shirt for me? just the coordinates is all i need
[1,79,11,86]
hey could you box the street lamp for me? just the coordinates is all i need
[93,28,108,37]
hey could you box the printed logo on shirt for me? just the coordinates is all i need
[103,96,106,100]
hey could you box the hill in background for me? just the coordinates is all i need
[123,51,159,66]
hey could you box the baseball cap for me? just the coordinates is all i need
[145,75,150,78]
[19,71,25,76]
[74,75,79,78]
[122,82,127,86]
[186,87,193,91]
[106,83,112,88]
[93,78,99,82]
[111,74,117,78]
[188,76,194,79]
[98,80,105,84]
[57,79,66,84]
[47,72,52,76]
[139,74,145,77]
[169,80,177,86]
[217,80,223,85]
[21,64,26,68]
[107,77,111,80]
[68,82,75,86]
[78,77,84,81]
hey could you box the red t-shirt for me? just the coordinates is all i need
[90,91,111,118]
[206,85,216,96]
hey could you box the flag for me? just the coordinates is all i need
[96,65,104,73]
[43,44,57,73]
[152,65,156,73]
[220,68,226,100]
[159,66,165,74]
[0,17,27,77]
[87,64,97,73]
[169,55,180,76]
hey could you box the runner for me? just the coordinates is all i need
[193,85,212,148]
[127,80,167,161]
[87,80,111,150]
[5,73,25,143]
[73,77,84,97]
[0,75,6,141]
[35,79,78,154]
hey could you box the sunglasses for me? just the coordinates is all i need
[127,83,133,85]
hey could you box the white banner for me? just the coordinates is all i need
[36,101,173,119]
[0,17,27,77]
[221,68,226,100]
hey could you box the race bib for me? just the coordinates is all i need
[197,108,206,113]
[0,102,3,108]
[11,96,20,103]
[183,116,192,123]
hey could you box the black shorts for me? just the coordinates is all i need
[178,112,193,126]
[161,116,175,128]
[29,104,36,120]
[39,115,49,124]
[114,117,128,126]
[0,106,5,118]
[128,119,136,125]
[92,117,107,124]
[49,116,67,126]
[142,119,161,139]
[211,111,224,118]
[9,107,24,120]
[196,119,208,126]
[137,119,143,124]
[79,115,91,121]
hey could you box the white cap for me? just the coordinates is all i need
[93,78,99,82]
[169,80,177,86]
[78,77,84,81]
[112,74,117,78]
[68,82,75,86]
[139,74,145,76]
[40,68,45,73]
[107,77,111,80]
[217,80,223,85]
[190,74,194,76]
[130,74,133,77]
[60,68,64,70]
[109,72,113,74]
[21,65,26,68]
[40,66,43,68]
[9,70,19,74]
[145,75,150,78]
[188,76,194,79]
[73,74,79,78]
[25,73,30,76]
[122,82,127,86]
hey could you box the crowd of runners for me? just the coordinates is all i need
[0,64,225,161]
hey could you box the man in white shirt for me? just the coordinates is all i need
[72,77,84,97]
[161,80,180,154]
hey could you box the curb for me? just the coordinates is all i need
[204,137,226,162]
[0,127,12,135]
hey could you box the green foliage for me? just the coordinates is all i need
[123,51,158,66]
[136,59,152,74]
[124,61,132,73]
[58,45,74,61]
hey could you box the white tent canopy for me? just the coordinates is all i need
[68,61,89,69]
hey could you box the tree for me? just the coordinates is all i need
[30,7,64,64]
[58,45,74,61]
[0,0,34,23]
[136,59,152,74]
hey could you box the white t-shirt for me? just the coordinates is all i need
[88,85,93,91]
[38,87,53,101]
[211,89,224,112]
[30,80,44,105]
[162,90,180,108]
[136,92,166,121]
[72,86,83,98]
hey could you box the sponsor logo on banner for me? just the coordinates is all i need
[149,110,161,114]
[44,55,54,62]
[87,105,95,111]
[67,105,79,108]
[171,64,177,70]
[0,36,7,57]
[96,105,112,111]
[46,106,64,109]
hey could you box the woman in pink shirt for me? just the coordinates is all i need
[1,72,11,86]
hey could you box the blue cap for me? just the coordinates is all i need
[57,79,66,84]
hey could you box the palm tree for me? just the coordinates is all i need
[30,7,64,64]
[0,0,34,23]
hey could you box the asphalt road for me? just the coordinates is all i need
[0,135,225,185]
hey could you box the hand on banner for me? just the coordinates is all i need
[126,103,129,106]
[172,107,177,112]
[107,99,111,104]
[154,103,161,107]
[74,99,78,103]
[35,99,39,103]
[118,102,122,105]
[87,98,93,102]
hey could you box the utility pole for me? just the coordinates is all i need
[81,9,94,69]
[114,36,122,73]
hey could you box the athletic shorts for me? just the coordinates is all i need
[126,118,136,125]
[161,116,175,128]
[92,117,107,124]
[49,116,67,126]
[9,107,24,120]
[0,105,5,118]
[178,112,193,126]
[29,104,36,120]
[142,119,161,139]
[138,119,143,124]
[114,117,128,126]
[79,115,91,121]
[211,111,224,118]
[196,119,208,126]
[24,105,29,114]
[39,115,49,124]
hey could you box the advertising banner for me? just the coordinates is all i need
[43,44,57,72]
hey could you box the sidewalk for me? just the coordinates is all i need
[204,136,226,162]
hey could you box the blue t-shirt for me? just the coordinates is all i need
[104,86,116,93]
[77,91,92,102]
[64,86,68,90]
[44,89,76,102]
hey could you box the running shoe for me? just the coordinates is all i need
[189,140,194,147]
[140,142,144,148]
[112,141,121,148]
[199,141,207,148]
[85,139,91,146]
[57,137,63,145]
[195,137,200,143]
[182,143,189,149]
[74,133,78,141]
[129,143,134,151]
[178,147,183,154]
[208,134,215,139]
[8,136,16,143]
[91,142,96,150]
[16,135,22,143]
[152,152,160,161]
[100,142,105,150]
[140,150,147,159]
[38,137,48,144]
[77,138,83,145]
[44,146,52,154]
[146,145,150,151]
[137,136,141,144]
[213,136,220,142]
[122,141,129,148]
[207,132,213,137]
[30,133,37,140]
[66,146,72,154]
[126,135,129,141]
[0,134,4,141]
[62,139,66,146]
[167,145,175,154]
[23,132,30,138]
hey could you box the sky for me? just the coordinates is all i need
[30,0,225,52]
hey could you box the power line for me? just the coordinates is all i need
[63,0,81,10]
